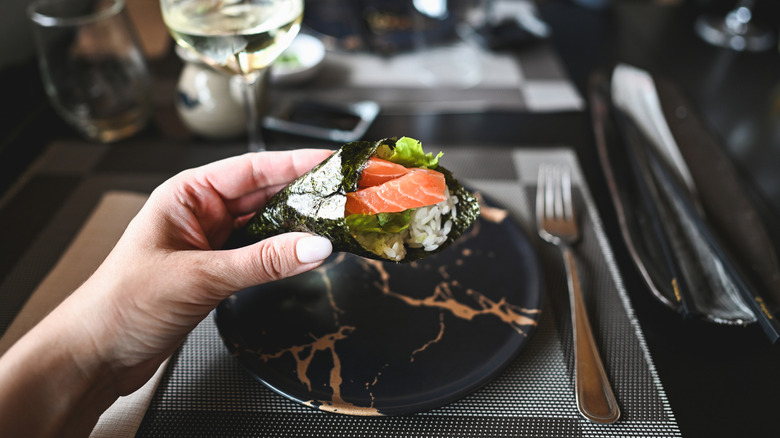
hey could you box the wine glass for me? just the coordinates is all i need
[695,0,775,52]
[160,0,304,151]
[408,0,485,89]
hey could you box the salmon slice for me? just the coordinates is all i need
[358,157,410,188]
[346,167,447,216]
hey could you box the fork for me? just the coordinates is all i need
[536,164,621,424]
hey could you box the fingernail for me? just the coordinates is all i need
[296,235,332,263]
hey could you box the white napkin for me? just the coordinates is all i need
[610,64,697,196]
[609,64,756,322]
[0,191,167,438]
[90,357,169,438]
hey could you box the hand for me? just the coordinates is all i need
[88,149,334,390]
[0,149,333,437]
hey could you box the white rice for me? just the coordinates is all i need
[407,187,457,252]
[354,188,458,261]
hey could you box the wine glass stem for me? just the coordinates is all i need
[242,73,265,152]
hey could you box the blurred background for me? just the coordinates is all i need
[2,0,780,212]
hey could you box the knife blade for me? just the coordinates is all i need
[589,72,690,314]
[609,63,780,342]
[654,78,780,342]
[610,104,698,319]
[641,127,780,340]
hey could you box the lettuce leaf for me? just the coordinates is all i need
[346,210,412,234]
[376,137,443,169]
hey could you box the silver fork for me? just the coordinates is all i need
[536,164,621,424]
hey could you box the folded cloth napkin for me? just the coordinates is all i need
[0,191,167,437]
[607,65,755,323]
[90,357,169,438]
[601,64,780,341]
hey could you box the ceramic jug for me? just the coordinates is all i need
[175,46,267,140]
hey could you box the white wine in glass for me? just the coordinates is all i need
[161,0,304,151]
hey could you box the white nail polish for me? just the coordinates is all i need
[296,236,332,263]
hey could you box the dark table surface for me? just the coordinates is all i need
[2,1,780,437]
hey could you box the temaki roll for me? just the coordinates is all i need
[246,137,480,262]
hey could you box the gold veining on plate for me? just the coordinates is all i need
[260,325,355,394]
[304,400,382,416]
[362,258,540,336]
[476,195,509,223]
[229,210,541,415]
[410,312,446,362]
[314,253,347,324]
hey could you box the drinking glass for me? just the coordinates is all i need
[409,0,485,89]
[695,0,775,52]
[28,0,153,143]
[160,0,304,152]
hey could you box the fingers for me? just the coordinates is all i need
[295,235,335,263]
[222,182,288,218]
[194,149,332,201]
[203,233,333,295]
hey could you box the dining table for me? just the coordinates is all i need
[1,0,780,437]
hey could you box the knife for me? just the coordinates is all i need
[610,105,698,319]
[641,128,780,341]
[610,64,780,342]
[653,78,780,342]
[589,72,691,314]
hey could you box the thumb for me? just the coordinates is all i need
[206,233,333,294]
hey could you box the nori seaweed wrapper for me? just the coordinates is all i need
[245,138,480,262]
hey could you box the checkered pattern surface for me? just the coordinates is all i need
[269,40,584,115]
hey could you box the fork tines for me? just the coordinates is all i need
[536,164,578,244]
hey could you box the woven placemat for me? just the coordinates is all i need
[132,147,681,437]
[266,1,584,115]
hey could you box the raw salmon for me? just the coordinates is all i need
[346,167,447,215]
[358,157,411,188]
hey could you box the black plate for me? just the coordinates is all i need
[215,201,543,416]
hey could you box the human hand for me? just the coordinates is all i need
[81,149,334,392]
[0,149,334,437]
[25,150,333,388]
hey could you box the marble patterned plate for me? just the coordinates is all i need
[215,199,543,416]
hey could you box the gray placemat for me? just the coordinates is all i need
[268,18,584,116]
[133,147,681,437]
[0,140,238,338]
[269,49,584,115]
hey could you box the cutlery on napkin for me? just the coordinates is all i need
[590,64,780,342]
